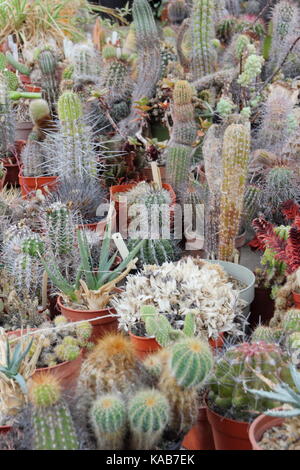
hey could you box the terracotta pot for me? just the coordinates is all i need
[33,350,83,390]
[19,74,31,85]
[182,407,215,450]
[209,333,224,350]
[77,207,117,238]
[129,331,161,360]
[248,287,275,329]
[110,182,176,235]
[0,425,12,434]
[19,170,58,198]
[248,414,284,451]
[57,296,118,343]
[15,121,33,141]
[24,84,42,93]
[235,230,246,249]
[292,291,300,309]
[3,160,19,186]
[206,406,251,450]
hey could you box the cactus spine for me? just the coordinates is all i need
[128,389,170,450]
[0,76,15,156]
[29,375,79,450]
[191,0,217,81]
[209,341,293,418]
[218,123,250,261]
[72,44,101,85]
[37,49,59,117]
[46,202,76,258]
[166,80,197,196]
[128,238,177,265]
[90,395,127,450]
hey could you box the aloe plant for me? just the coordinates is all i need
[0,337,33,394]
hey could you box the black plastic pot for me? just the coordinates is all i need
[248,287,275,329]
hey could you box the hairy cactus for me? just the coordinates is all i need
[167,0,188,24]
[218,123,250,261]
[45,91,99,182]
[119,0,161,136]
[0,77,15,156]
[37,49,59,117]
[72,44,101,85]
[76,333,144,417]
[29,375,79,450]
[128,389,170,450]
[191,0,217,81]
[208,341,293,419]
[90,394,127,450]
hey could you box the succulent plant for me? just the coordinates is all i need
[208,341,294,420]
[0,76,15,157]
[251,325,280,343]
[37,48,59,117]
[71,44,101,86]
[167,0,188,24]
[90,394,127,450]
[128,389,170,450]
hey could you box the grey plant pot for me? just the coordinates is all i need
[206,260,255,316]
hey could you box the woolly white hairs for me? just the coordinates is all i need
[112,257,246,339]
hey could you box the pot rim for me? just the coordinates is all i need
[57,295,118,315]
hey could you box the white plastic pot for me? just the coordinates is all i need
[206,260,255,315]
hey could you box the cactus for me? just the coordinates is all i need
[128,389,170,450]
[90,394,127,450]
[76,333,144,417]
[45,202,77,262]
[127,238,177,266]
[218,123,250,261]
[160,46,177,79]
[169,337,214,388]
[167,0,188,24]
[37,49,59,117]
[165,80,197,196]
[5,52,31,76]
[251,325,279,343]
[282,309,300,332]
[225,0,240,16]
[191,0,217,81]
[237,53,264,87]
[54,341,81,362]
[208,341,293,419]
[46,91,99,182]
[119,0,161,136]
[0,76,15,156]
[29,375,79,450]
[72,44,101,85]
[3,70,19,91]
[214,0,229,22]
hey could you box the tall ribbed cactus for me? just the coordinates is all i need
[191,0,217,81]
[218,123,250,261]
[46,202,76,258]
[48,91,98,181]
[127,238,177,265]
[90,395,127,450]
[128,389,170,450]
[119,0,161,136]
[29,375,79,450]
[37,49,59,117]
[166,80,197,195]
[0,76,15,156]
[167,0,188,24]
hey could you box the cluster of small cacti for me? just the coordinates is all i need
[208,341,294,419]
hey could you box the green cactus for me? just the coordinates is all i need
[127,238,177,266]
[282,309,300,332]
[160,47,177,79]
[251,325,279,343]
[90,394,127,450]
[0,76,15,156]
[37,49,59,116]
[30,375,79,450]
[218,123,250,261]
[208,341,293,420]
[54,342,81,362]
[5,52,31,76]
[168,0,188,24]
[46,202,76,257]
[2,70,19,91]
[72,44,101,85]
[21,237,45,257]
[128,389,170,450]
[169,337,214,388]
[191,0,217,81]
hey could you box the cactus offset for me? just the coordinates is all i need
[218,123,250,261]
[128,389,170,450]
[90,394,127,450]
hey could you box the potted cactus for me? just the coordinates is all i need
[206,340,294,450]
[248,364,300,450]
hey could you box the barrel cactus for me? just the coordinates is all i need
[208,341,293,420]
[90,394,127,450]
[128,389,170,450]
[251,326,279,343]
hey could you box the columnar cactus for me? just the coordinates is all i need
[218,123,250,261]
[37,49,59,117]
[46,202,76,258]
[29,375,79,450]
[72,44,101,85]
[167,0,188,24]
[191,0,217,81]
[165,80,197,195]
[128,238,177,265]
[208,341,293,417]
[0,77,15,156]
[128,389,170,450]
[119,0,161,135]
[90,395,127,450]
